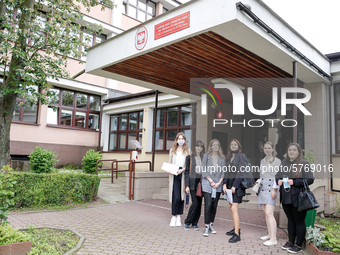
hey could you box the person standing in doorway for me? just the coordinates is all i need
[168,132,191,227]
[201,139,225,237]
[183,140,205,231]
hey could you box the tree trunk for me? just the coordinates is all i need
[0,0,35,170]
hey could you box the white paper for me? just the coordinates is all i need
[161,162,179,175]
[225,189,233,204]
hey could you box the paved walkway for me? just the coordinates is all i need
[8,200,291,255]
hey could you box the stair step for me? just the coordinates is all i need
[152,193,168,200]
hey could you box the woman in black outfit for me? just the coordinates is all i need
[223,139,248,243]
[184,140,205,231]
[276,142,314,254]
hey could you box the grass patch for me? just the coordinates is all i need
[22,226,79,255]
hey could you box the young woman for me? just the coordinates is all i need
[276,142,314,254]
[168,132,191,227]
[258,141,281,246]
[223,139,248,243]
[201,139,225,237]
[183,140,205,231]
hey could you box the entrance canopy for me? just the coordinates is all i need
[86,0,331,98]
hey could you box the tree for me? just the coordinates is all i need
[0,0,114,169]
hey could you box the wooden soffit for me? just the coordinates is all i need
[103,31,303,104]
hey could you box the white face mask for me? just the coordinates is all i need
[177,140,185,146]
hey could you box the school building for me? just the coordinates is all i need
[8,0,340,223]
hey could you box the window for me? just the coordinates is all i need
[10,84,39,124]
[109,111,143,151]
[47,88,100,130]
[123,0,156,22]
[335,83,340,154]
[155,105,195,152]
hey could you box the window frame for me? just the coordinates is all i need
[108,111,143,151]
[123,0,156,22]
[334,83,340,154]
[47,87,101,131]
[155,104,196,152]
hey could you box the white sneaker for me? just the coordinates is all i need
[260,235,270,241]
[170,216,176,227]
[263,240,277,246]
[175,216,182,227]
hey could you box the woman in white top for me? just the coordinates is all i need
[168,132,190,227]
[258,141,281,246]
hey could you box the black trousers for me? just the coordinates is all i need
[184,189,203,226]
[282,203,307,246]
[172,174,184,216]
[203,191,221,224]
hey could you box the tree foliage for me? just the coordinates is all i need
[0,0,114,168]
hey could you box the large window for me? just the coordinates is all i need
[155,105,194,152]
[47,88,100,130]
[335,83,340,154]
[123,0,156,22]
[109,111,143,151]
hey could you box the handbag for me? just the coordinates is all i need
[298,179,319,212]
[252,178,261,193]
[241,170,255,189]
[196,180,203,197]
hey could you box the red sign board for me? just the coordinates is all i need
[154,12,190,40]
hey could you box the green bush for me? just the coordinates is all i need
[8,172,99,209]
[0,165,16,225]
[82,149,102,174]
[0,224,30,245]
[28,146,59,173]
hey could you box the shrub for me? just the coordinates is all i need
[0,224,30,245]
[8,172,99,208]
[306,226,326,247]
[82,149,102,174]
[0,165,16,225]
[28,146,59,173]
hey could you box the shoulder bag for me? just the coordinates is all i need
[298,179,319,212]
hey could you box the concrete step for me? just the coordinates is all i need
[152,193,168,200]
[160,187,168,194]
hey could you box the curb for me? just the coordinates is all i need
[19,226,85,255]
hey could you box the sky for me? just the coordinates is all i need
[262,0,339,55]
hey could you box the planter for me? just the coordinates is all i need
[0,240,32,255]
[304,241,338,255]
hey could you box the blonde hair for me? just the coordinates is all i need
[206,139,225,158]
[171,132,190,156]
[264,141,276,163]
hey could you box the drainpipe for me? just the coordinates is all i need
[293,61,297,143]
[151,91,159,172]
[329,78,339,192]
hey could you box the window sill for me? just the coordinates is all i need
[332,154,340,157]
[46,124,99,132]
[104,149,142,153]
[11,121,40,126]
[145,151,170,154]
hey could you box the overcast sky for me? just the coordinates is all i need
[262,0,339,55]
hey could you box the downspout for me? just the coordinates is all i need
[151,91,159,172]
[329,78,340,192]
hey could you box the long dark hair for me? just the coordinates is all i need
[192,140,205,158]
[226,139,242,161]
[282,142,303,178]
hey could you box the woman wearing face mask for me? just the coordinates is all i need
[276,142,314,254]
[201,139,225,237]
[258,142,281,246]
[223,139,248,243]
[169,132,191,227]
[183,140,205,231]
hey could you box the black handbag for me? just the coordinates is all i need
[241,170,255,189]
[298,179,319,212]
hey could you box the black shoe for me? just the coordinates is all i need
[287,244,302,254]
[226,228,241,236]
[281,241,294,250]
[229,233,241,243]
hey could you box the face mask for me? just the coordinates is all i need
[177,140,185,146]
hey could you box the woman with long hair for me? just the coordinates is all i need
[223,139,248,243]
[258,141,281,246]
[183,140,205,230]
[276,142,314,254]
[201,139,225,237]
[168,132,191,227]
